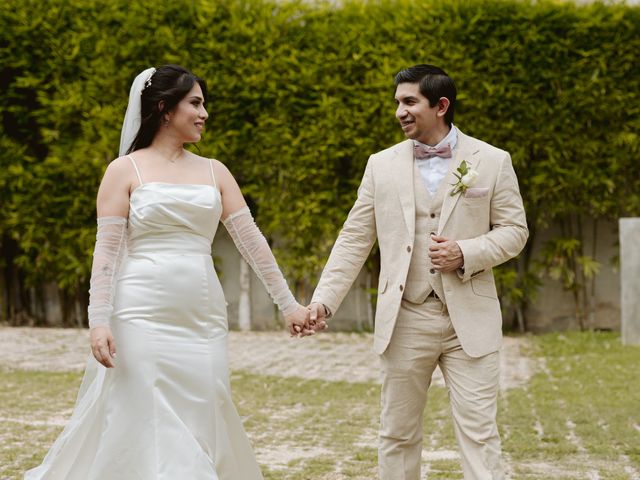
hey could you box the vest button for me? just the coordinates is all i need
[407,246,411,253]
[430,213,436,218]
[430,268,436,274]
[399,284,404,292]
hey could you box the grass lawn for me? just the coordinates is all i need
[1,332,639,479]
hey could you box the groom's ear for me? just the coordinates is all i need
[436,97,450,118]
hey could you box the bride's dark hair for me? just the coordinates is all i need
[126,65,208,154]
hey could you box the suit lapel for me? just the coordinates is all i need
[438,130,481,233]
[391,140,416,236]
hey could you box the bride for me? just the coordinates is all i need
[26,65,320,480]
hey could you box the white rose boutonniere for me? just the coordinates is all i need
[450,160,479,196]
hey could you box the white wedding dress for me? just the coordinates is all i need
[26,165,263,479]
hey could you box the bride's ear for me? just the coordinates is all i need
[158,100,170,126]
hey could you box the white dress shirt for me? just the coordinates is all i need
[414,125,458,195]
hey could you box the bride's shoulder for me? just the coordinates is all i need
[190,152,220,164]
[106,155,135,173]
[209,158,228,172]
[191,154,229,174]
[101,154,139,183]
[110,154,132,165]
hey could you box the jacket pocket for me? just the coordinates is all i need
[471,277,497,299]
[463,187,490,198]
[460,196,489,209]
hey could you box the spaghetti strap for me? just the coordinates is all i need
[208,159,217,189]
[127,155,144,185]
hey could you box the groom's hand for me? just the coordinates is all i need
[305,303,329,336]
[429,235,464,273]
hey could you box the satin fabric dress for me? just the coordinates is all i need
[25,180,263,480]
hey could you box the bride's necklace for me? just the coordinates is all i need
[167,151,185,164]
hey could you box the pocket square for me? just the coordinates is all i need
[463,187,489,198]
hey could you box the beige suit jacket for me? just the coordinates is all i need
[311,130,528,357]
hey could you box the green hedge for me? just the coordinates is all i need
[1,0,638,327]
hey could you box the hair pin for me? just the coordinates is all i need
[142,68,157,94]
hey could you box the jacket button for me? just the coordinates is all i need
[430,268,436,274]
[407,246,411,253]
[430,213,436,218]
[399,285,404,292]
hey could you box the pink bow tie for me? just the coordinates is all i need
[414,143,452,159]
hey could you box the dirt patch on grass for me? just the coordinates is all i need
[0,327,535,390]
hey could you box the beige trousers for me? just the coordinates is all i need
[378,296,504,480]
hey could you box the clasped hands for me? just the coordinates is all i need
[286,303,329,337]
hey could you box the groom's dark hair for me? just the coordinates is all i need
[394,64,456,126]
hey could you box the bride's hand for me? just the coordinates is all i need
[90,326,117,368]
[285,304,314,337]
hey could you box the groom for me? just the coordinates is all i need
[307,65,528,479]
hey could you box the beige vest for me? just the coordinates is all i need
[402,162,448,304]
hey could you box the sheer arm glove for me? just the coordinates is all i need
[88,216,128,329]
[222,207,298,316]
